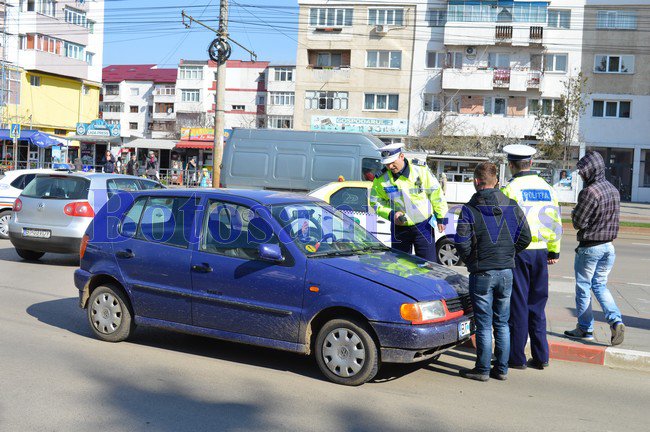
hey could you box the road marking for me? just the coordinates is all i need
[626,282,650,287]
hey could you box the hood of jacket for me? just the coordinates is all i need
[467,188,511,216]
[577,151,606,186]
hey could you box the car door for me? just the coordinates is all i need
[328,186,390,245]
[115,195,200,324]
[190,199,304,342]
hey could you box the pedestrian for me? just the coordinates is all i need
[501,144,562,370]
[564,151,625,345]
[74,157,83,172]
[370,143,448,261]
[199,167,211,187]
[102,150,116,174]
[126,154,139,176]
[455,162,531,382]
[145,151,158,180]
[186,156,198,186]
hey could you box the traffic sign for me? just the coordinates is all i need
[10,123,21,139]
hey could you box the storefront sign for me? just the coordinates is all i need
[76,119,120,137]
[310,116,408,136]
[180,128,232,141]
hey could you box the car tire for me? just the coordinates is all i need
[0,211,11,239]
[437,237,461,267]
[15,248,45,261]
[87,285,134,343]
[314,318,379,386]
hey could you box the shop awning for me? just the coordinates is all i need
[175,140,214,150]
[0,129,66,148]
[124,138,177,150]
[64,135,121,143]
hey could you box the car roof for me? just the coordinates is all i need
[4,168,56,177]
[33,172,154,182]
[126,188,320,205]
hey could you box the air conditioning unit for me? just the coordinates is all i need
[375,25,388,34]
[466,46,476,56]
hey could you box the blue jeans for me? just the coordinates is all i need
[469,269,513,375]
[574,242,622,332]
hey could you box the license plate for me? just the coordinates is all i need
[458,320,471,338]
[22,228,51,239]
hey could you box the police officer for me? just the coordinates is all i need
[370,143,448,261]
[501,144,562,370]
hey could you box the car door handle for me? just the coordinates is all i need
[115,249,134,259]
[377,219,387,224]
[191,263,213,273]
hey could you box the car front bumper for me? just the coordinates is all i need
[371,315,474,364]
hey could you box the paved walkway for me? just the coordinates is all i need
[562,202,650,223]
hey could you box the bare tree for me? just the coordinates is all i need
[535,73,589,168]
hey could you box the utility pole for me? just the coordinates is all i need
[212,0,228,187]
[182,5,256,188]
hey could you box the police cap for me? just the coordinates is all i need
[503,144,537,161]
[379,143,404,164]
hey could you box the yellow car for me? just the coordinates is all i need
[309,181,461,266]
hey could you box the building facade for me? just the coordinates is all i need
[265,65,296,129]
[579,0,650,202]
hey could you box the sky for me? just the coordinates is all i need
[102,0,299,68]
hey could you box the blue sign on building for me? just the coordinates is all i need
[76,119,120,137]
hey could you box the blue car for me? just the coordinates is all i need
[75,189,474,385]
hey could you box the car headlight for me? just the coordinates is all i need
[400,300,446,324]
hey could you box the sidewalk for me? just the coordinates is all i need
[562,202,650,224]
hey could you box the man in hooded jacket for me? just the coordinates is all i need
[455,162,531,381]
[564,151,625,345]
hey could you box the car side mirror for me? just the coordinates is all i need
[258,244,284,263]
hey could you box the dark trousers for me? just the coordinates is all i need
[509,248,549,366]
[391,219,437,262]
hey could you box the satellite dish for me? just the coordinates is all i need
[167,107,173,114]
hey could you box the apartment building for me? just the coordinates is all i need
[579,0,650,202]
[101,64,178,143]
[0,0,103,136]
[175,59,270,131]
[265,65,296,129]
[411,0,585,141]
[295,0,417,142]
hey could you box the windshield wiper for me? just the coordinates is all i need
[364,245,391,252]
[308,250,357,258]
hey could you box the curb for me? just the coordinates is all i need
[463,336,650,372]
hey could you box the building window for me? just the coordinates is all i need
[32,34,60,54]
[64,42,85,61]
[483,97,507,115]
[305,91,349,110]
[269,92,295,106]
[548,10,570,28]
[366,51,402,69]
[527,98,562,116]
[181,90,200,102]
[488,53,510,69]
[179,66,203,80]
[105,85,119,96]
[592,100,631,118]
[155,103,174,113]
[105,120,120,127]
[368,9,404,26]
[446,52,464,69]
[232,105,245,111]
[316,52,342,68]
[274,68,293,81]
[101,103,124,113]
[364,93,399,111]
[85,52,94,65]
[597,10,637,30]
[130,106,138,113]
[423,94,441,112]
[426,51,446,69]
[26,0,56,17]
[156,85,175,95]
[257,96,265,105]
[428,9,447,27]
[594,55,634,74]
[544,53,567,72]
[29,75,41,87]
[129,122,138,130]
[268,116,293,129]
[447,1,547,23]
[64,7,90,28]
[640,150,650,188]
[19,35,27,50]
[130,88,139,96]
[309,8,354,27]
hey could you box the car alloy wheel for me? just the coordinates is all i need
[91,291,123,335]
[322,327,366,378]
[0,212,10,239]
[438,240,461,267]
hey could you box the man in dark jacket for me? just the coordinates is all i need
[564,151,625,345]
[126,154,139,176]
[455,162,531,381]
[102,150,116,174]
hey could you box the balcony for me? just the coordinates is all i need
[530,26,543,44]
[303,66,351,84]
[445,22,546,47]
[495,26,513,43]
[493,69,511,87]
[442,68,494,91]
[527,71,542,88]
[152,111,176,120]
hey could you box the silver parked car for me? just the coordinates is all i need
[8,173,163,260]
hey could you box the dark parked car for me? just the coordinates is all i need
[75,189,473,385]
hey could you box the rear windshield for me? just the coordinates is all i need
[22,175,90,200]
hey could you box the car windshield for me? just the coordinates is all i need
[270,202,388,257]
[21,175,89,200]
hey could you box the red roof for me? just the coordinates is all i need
[103,65,177,83]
